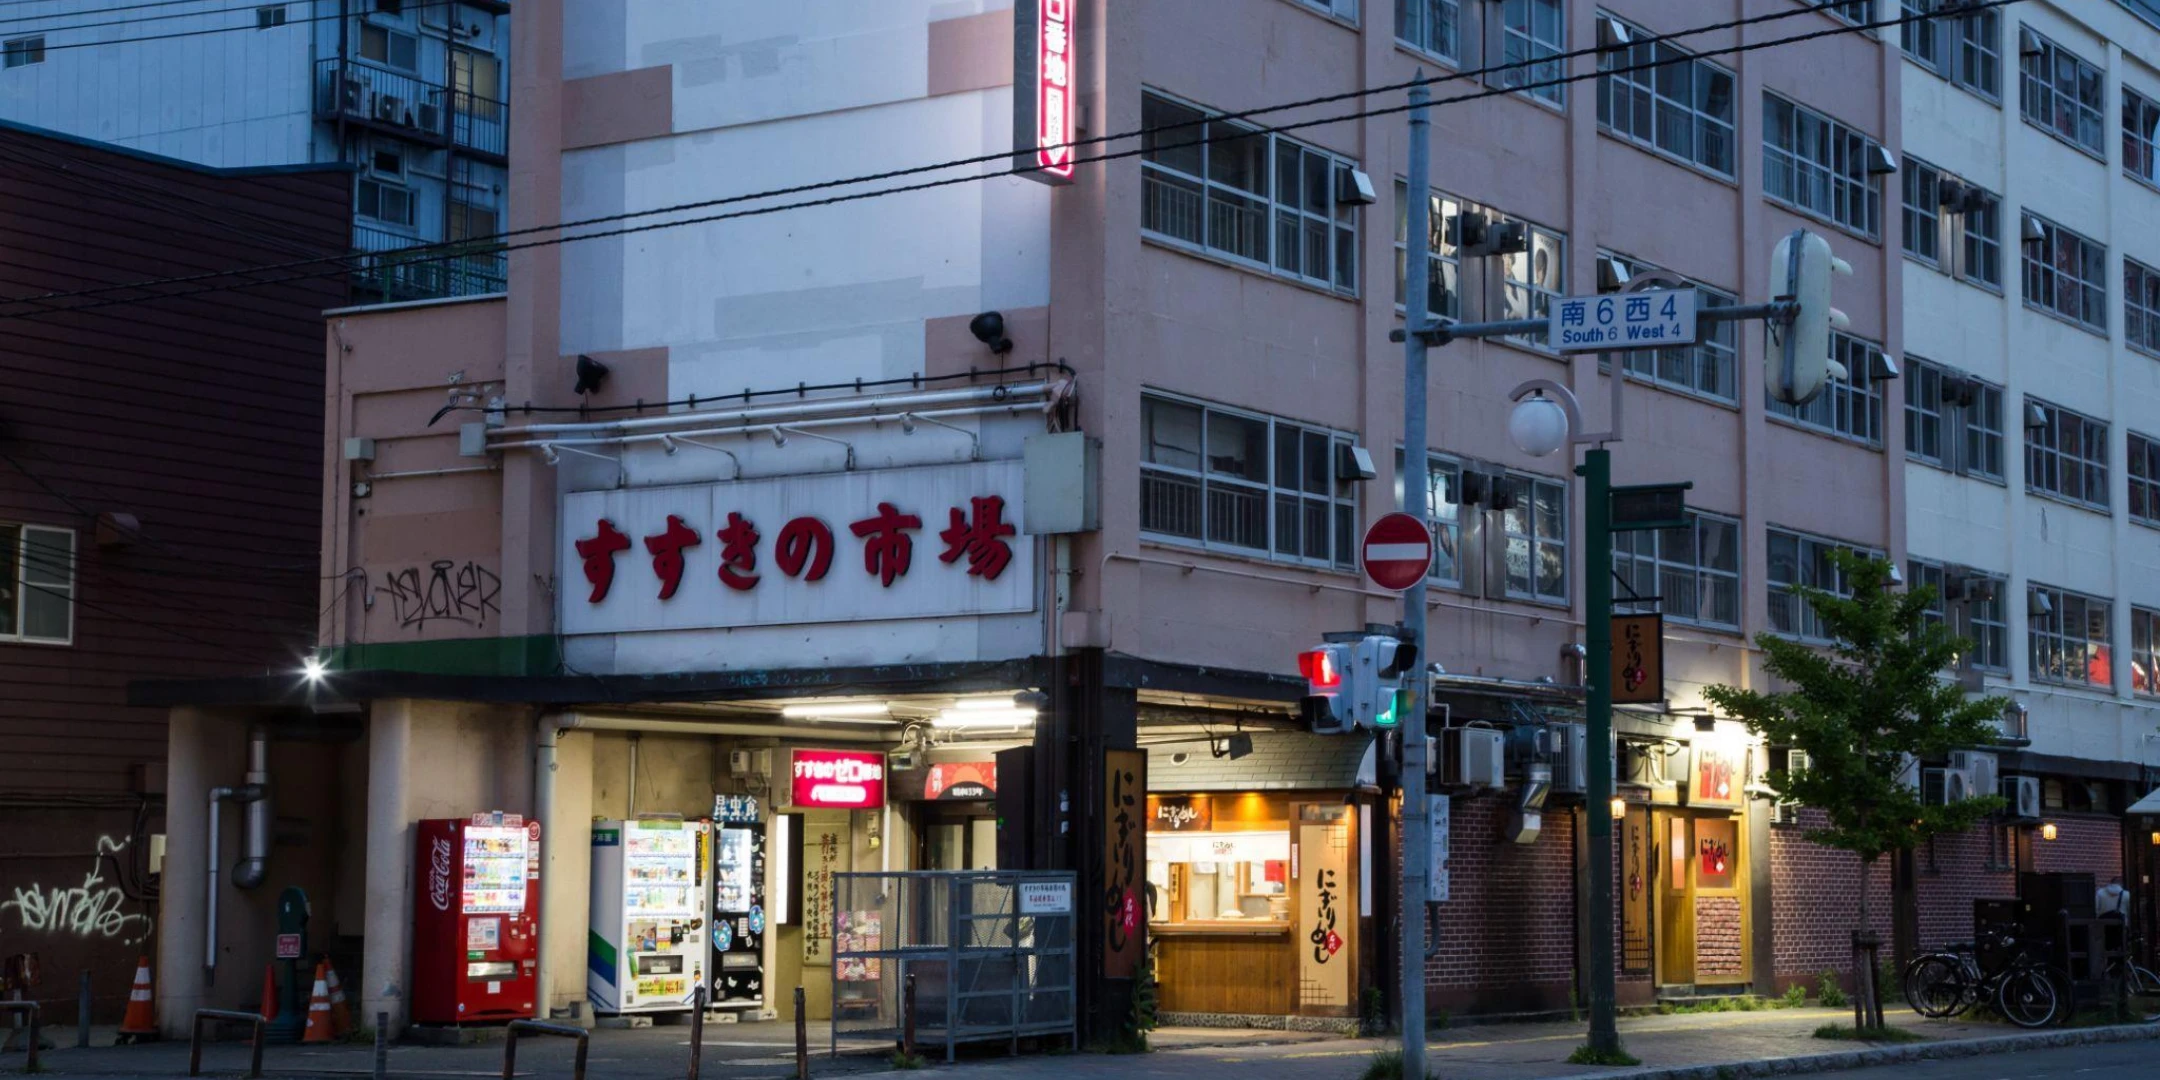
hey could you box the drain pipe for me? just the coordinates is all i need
[533,712,568,1018]
[627,733,641,818]
[204,726,272,986]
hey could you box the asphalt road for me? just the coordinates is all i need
[1818,1040,2157,1080]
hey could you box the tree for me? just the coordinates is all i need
[1704,550,2005,1030]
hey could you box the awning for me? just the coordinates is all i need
[2128,788,2160,816]
[1145,731,1371,792]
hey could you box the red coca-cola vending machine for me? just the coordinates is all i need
[412,813,541,1024]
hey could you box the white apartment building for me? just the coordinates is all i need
[0,0,512,301]
[1898,0,2160,818]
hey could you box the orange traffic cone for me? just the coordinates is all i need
[117,956,158,1043]
[301,961,333,1044]
[259,963,280,1023]
[323,960,352,1038]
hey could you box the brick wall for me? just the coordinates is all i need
[1769,809,1891,986]
[2034,815,2122,880]
[1696,895,1744,978]
[1424,796,1580,1013]
[1915,825,2015,950]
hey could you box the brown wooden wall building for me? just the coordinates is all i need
[0,121,347,1018]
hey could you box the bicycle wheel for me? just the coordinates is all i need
[1903,954,1969,1018]
[2124,964,2160,1023]
[1998,966,2061,1029]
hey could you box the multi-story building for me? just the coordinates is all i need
[1895,0,2160,958]
[146,0,2147,1040]
[0,122,347,1018]
[0,0,512,302]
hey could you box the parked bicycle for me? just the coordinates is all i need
[2105,932,2160,1022]
[1902,928,2062,1028]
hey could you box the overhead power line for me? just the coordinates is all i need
[17,0,460,51]
[0,0,2014,322]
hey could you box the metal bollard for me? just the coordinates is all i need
[503,1019,588,1080]
[793,987,807,1080]
[686,985,706,1080]
[902,973,917,1061]
[0,1002,39,1074]
[77,970,91,1049]
[189,1009,267,1080]
[373,1011,388,1080]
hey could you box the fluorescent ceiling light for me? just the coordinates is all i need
[952,696,1020,711]
[779,702,888,718]
[932,708,1037,728]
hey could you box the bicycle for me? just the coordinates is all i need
[2102,929,2160,1023]
[1903,928,2062,1029]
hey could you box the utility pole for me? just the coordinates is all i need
[1580,443,1619,1056]
[1397,77,1433,1080]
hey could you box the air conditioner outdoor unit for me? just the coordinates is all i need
[1550,722,1588,795]
[2002,775,2042,821]
[376,95,404,122]
[1922,767,1958,806]
[1949,750,1998,801]
[416,102,441,132]
[1442,727,1506,790]
[1771,749,1809,826]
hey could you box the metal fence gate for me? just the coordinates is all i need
[830,870,1077,1061]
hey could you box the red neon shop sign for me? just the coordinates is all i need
[792,750,887,810]
[1036,0,1074,178]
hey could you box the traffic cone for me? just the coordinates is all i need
[259,963,280,1023]
[323,960,352,1038]
[117,955,158,1043]
[301,961,333,1044]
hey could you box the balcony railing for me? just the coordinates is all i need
[316,58,507,161]
[349,224,506,304]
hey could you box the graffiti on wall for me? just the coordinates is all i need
[381,560,501,632]
[1,837,153,944]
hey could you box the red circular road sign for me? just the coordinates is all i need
[1362,512,1434,591]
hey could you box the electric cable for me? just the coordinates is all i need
[14,0,460,51]
[0,1,2008,319]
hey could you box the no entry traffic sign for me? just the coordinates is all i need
[1362,513,1434,592]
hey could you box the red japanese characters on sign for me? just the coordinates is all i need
[1036,0,1074,178]
[791,750,886,810]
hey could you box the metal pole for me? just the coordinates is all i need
[1399,77,1433,1080]
[1582,446,1620,1055]
[793,987,808,1080]
[687,985,706,1080]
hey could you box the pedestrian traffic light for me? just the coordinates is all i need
[1766,228,1852,406]
[1298,643,1355,734]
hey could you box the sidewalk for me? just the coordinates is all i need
[7,1006,2156,1080]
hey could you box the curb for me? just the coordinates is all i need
[1610,1022,2160,1080]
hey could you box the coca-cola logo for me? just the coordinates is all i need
[428,837,453,911]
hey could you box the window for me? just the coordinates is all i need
[1822,1,1872,24]
[1904,358,2005,480]
[2028,585,2111,689]
[1397,452,1465,587]
[1393,183,1463,322]
[1614,512,1741,629]
[2,37,43,69]
[0,525,72,644]
[1498,215,1565,346]
[1396,0,1460,61]
[1293,0,1359,20]
[2025,398,2109,510]
[1902,159,1941,265]
[374,0,404,13]
[2020,214,2106,331]
[1767,332,1884,445]
[370,146,405,178]
[1141,91,1359,294]
[1767,528,1880,642]
[1497,0,1565,105]
[1908,559,2010,671]
[359,24,418,70]
[256,6,288,29]
[1502,473,1568,604]
[1597,14,1738,176]
[1140,393,1358,568]
[2126,88,2160,186]
[452,49,503,121]
[2129,432,2160,527]
[447,200,497,243]
[1960,184,2002,288]
[1902,2,2001,99]
[2019,30,2104,156]
[2126,259,2160,356]
[1762,93,1885,237]
[2133,608,2160,695]
[356,178,415,226]
[1599,252,1738,402]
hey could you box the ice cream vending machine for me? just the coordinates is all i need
[410,814,540,1024]
[709,795,767,1009]
[588,819,707,1014]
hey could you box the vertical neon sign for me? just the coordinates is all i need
[1014,0,1076,186]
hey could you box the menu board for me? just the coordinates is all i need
[462,825,529,914]
[626,824,697,916]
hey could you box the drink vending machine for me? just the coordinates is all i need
[588,818,707,1014]
[709,795,767,1008]
[410,813,540,1024]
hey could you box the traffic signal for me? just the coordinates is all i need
[1766,228,1853,406]
[1298,643,1355,734]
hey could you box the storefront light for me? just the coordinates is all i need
[1610,797,1628,820]
[779,702,889,719]
[932,708,1037,729]
[2041,822,2058,841]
